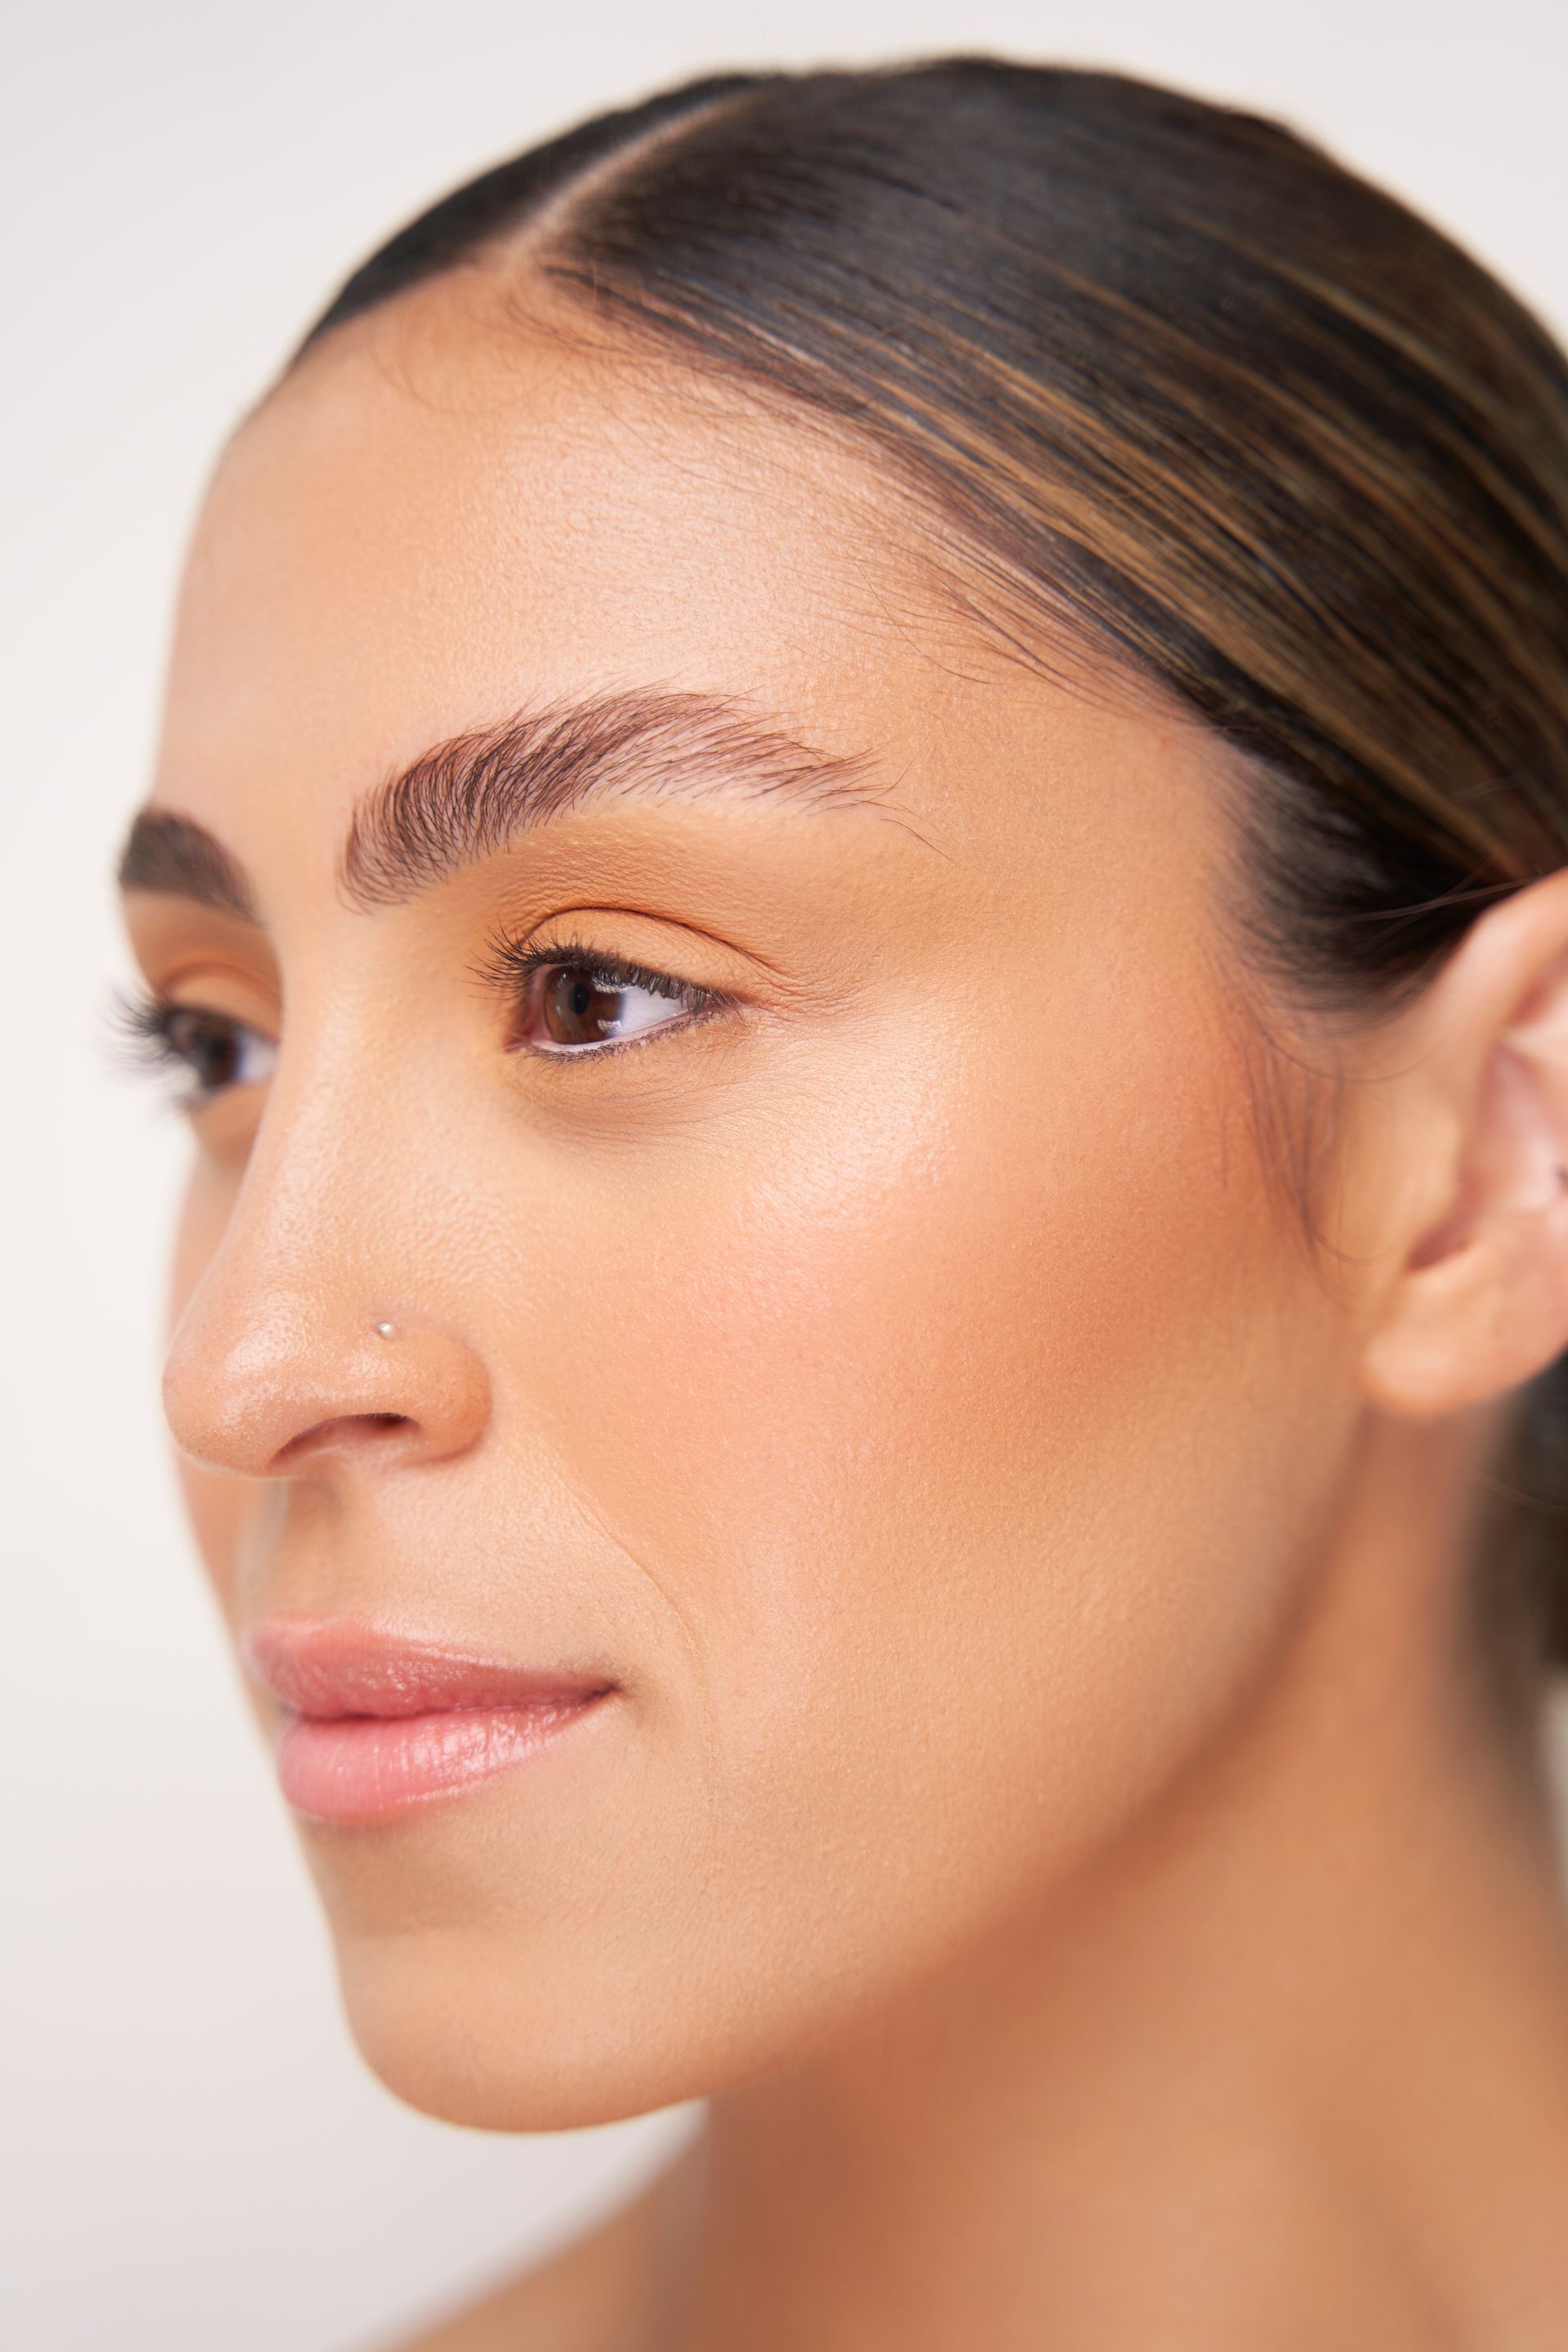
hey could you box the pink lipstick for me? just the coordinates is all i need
[247,1618,615,1824]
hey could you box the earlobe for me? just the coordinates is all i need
[1359,880,1568,1421]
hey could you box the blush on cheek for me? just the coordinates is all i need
[414,983,1330,2069]
[540,984,1286,1722]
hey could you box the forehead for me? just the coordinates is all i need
[161,287,972,828]
[153,277,1223,929]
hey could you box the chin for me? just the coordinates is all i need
[285,1701,742,2129]
[331,1922,733,2132]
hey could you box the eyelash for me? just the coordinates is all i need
[111,990,277,1103]
[475,928,736,1061]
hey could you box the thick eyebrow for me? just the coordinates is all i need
[117,808,258,920]
[116,691,887,924]
[339,688,883,910]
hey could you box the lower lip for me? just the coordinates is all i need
[276,1698,602,1824]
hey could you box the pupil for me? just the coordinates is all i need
[546,964,618,1045]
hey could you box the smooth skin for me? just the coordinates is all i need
[122,270,1568,2350]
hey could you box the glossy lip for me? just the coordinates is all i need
[246,1616,617,1825]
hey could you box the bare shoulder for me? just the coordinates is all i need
[385,2172,683,2352]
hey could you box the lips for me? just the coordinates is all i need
[246,1617,615,1824]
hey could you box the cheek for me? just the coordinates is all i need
[506,998,1348,1943]
[167,1153,248,1619]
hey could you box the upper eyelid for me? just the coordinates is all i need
[474,926,729,1002]
[126,962,283,1031]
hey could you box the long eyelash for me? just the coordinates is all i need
[476,928,695,1004]
[106,987,191,1080]
[105,986,262,1107]
[474,927,735,1058]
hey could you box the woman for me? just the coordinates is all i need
[117,58,1568,2350]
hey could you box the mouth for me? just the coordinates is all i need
[245,1617,617,1825]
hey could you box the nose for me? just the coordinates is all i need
[164,1296,491,1478]
[162,1135,491,1483]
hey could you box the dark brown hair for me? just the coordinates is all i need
[297,59,1568,1661]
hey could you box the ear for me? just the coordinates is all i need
[1360,867,1568,1419]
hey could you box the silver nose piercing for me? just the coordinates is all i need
[374,1321,394,1339]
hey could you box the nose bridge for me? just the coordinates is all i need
[163,1037,490,1478]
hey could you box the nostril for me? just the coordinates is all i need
[273,1411,416,1468]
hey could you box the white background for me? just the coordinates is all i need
[5,3,1567,2346]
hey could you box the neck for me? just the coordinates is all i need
[662,1416,1568,2351]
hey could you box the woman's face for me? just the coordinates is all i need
[124,281,1359,2128]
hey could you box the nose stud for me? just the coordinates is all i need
[374,1321,395,1339]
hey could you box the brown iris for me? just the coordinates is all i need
[527,963,637,1049]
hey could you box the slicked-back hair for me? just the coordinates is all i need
[295,58,1568,1666]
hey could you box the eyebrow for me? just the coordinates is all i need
[340,689,881,909]
[118,689,883,918]
[116,808,258,920]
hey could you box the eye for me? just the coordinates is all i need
[516,959,700,1054]
[117,994,278,1103]
[483,935,732,1060]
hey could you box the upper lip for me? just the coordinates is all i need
[246,1616,617,1720]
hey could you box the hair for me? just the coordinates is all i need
[294,58,1568,1666]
